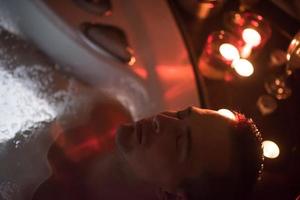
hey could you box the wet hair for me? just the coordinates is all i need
[180,112,264,200]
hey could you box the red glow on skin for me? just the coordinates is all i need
[49,103,132,163]
[61,129,122,163]
[53,126,116,163]
[64,137,103,163]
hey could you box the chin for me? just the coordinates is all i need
[115,125,134,156]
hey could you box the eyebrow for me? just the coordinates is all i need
[161,111,178,118]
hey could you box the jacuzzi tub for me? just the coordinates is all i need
[0,0,202,199]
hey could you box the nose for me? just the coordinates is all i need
[115,123,135,153]
[117,123,134,134]
[153,113,181,133]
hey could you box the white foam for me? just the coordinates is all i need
[0,66,56,143]
[0,62,87,145]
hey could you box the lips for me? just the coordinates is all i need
[116,120,149,155]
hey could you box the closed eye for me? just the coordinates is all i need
[161,107,193,120]
[152,116,160,133]
[177,106,192,120]
[161,111,179,119]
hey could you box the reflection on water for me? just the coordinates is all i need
[0,66,56,143]
[0,28,94,200]
[0,30,90,145]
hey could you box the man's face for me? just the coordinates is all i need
[116,107,234,191]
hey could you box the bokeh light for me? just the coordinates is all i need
[262,140,280,159]
[219,43,240,61]
[232,58,254,77]
[242,28,262,47]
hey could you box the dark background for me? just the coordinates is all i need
[169,0,300,199]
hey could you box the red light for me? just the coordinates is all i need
[132,67,148,80]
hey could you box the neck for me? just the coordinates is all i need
[84,150,157,199]
[85,150,138,187]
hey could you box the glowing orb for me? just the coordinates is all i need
[232,59,254,77]
[217,109,236,120]
[262,140,280,159]
[219,43,240,61]
[241,44,253,58]
[242,28,262,47]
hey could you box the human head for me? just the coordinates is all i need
[115,106,263,199]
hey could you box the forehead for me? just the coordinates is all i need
[185,107,233,147]
[187,107,233,151]
[186,107,233,175]
[189,107,231,123]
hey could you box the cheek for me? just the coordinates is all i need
[126,136,179,183]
